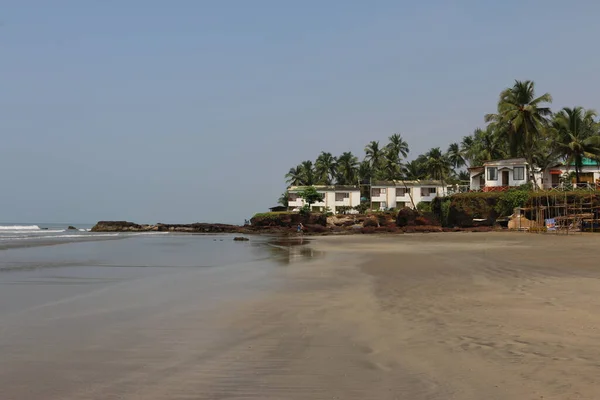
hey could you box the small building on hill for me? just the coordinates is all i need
[287,185,361,214]
[469,158,529,191]
[539,157,600,189]
[370,180,448,210]
[469,157,600,191]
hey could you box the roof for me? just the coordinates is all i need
[482,158,528,167]
[269,205,288,212]
[287,185,359,192]
[371,180,447,187]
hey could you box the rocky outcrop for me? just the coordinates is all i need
[91,221,242,233]
[67,226,78,230]
[250,212,327,228]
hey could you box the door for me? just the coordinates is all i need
[502,170,509,186]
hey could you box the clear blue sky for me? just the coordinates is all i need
[2,1,600,224]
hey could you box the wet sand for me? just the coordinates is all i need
[2,233,600,399]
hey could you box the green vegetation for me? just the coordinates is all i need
[298,187,324,208]
[495,189,531,216]
[281,80,600,198]
[416,201,433,213]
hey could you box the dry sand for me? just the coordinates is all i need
[3,232,600,399]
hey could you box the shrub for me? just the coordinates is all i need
[336,206,352,215]
[495,189,530,217]
[396,207,419,227]
[440,199,451,227]
[354,203,370,214]
[361,226,377,234]
[363,218,378,228]
[416,202,433,213]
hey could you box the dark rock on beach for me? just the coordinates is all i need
[67,226,78,230]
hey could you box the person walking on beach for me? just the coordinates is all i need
[297,223,304,235]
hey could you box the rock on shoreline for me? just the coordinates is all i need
[91,221,243,233]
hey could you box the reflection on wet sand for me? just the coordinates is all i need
[255,237,324,265]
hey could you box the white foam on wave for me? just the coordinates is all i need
[0,233,120,240]
[0,225,41,231]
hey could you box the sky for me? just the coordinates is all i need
[3,0,600,224]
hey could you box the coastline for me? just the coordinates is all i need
[2,232,600,398]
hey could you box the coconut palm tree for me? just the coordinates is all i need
[300,160,315,186]
[380,151,402,181]
[447,142,465,169]
[336,152,359,185]
[386,133,409,159]
[314,152,337,185]
[364,141,384,173]
[357,160,372,185]
[552,107,600,184]
[484,80,552,159]
[402,157,427,180]
[285,165,305,186]
[424,147,452,195]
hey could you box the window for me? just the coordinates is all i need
[335,192,349,201]
[513,166,525,181]
[397,188,408,196]
[487,167,498,181]
[371,188,381,197]
[381,188,387,194]
[289,193,299,201]
[421,187,437,197]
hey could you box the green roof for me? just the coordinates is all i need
[570,157,600,166]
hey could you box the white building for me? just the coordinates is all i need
[287,185,361,214]
[469,158,530,191]
[538,158,600,189]
[470,157,600,191]
[370,180,448,210]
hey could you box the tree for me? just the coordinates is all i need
[380,151,402,181]
[424,147,452,195]
[552,107,600,184]
[364,141,384,174]
[447,142,465,169]
[298,186,324,209]
[357,160,372,184]
[386,133,409,159]
[285,165,305,186]
[300,160,315,186]
[402,157,427,180]
[336,152,359,185]
[485,80,552,167]
[315,152,337,185]
[278,191,289,207]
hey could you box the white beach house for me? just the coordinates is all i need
[469,157,600,191]
[370,180,448,210]
[287,185,361,214]
[469,158,530,191]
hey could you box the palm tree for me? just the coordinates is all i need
[357,160,372,185]
[424,147,452,195]
[485,80,552,159]
[278,192,289,207]
[364,141,384,173]
[314,152,337,185]
[402,157,427,180]
[285,165,305,186]
[380,151,402,181]
[336,152,359,185]
[386,133,409,159]
[300,160,315,186]
[447,142,465,169]
[552,107,600,184]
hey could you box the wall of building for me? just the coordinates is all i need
[288,190,360,213]
[371,185,444,210]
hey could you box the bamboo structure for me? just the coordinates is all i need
[520,191,600,234]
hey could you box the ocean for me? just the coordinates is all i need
[0,223,320,399]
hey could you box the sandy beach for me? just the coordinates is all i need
[2,232,600,399]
